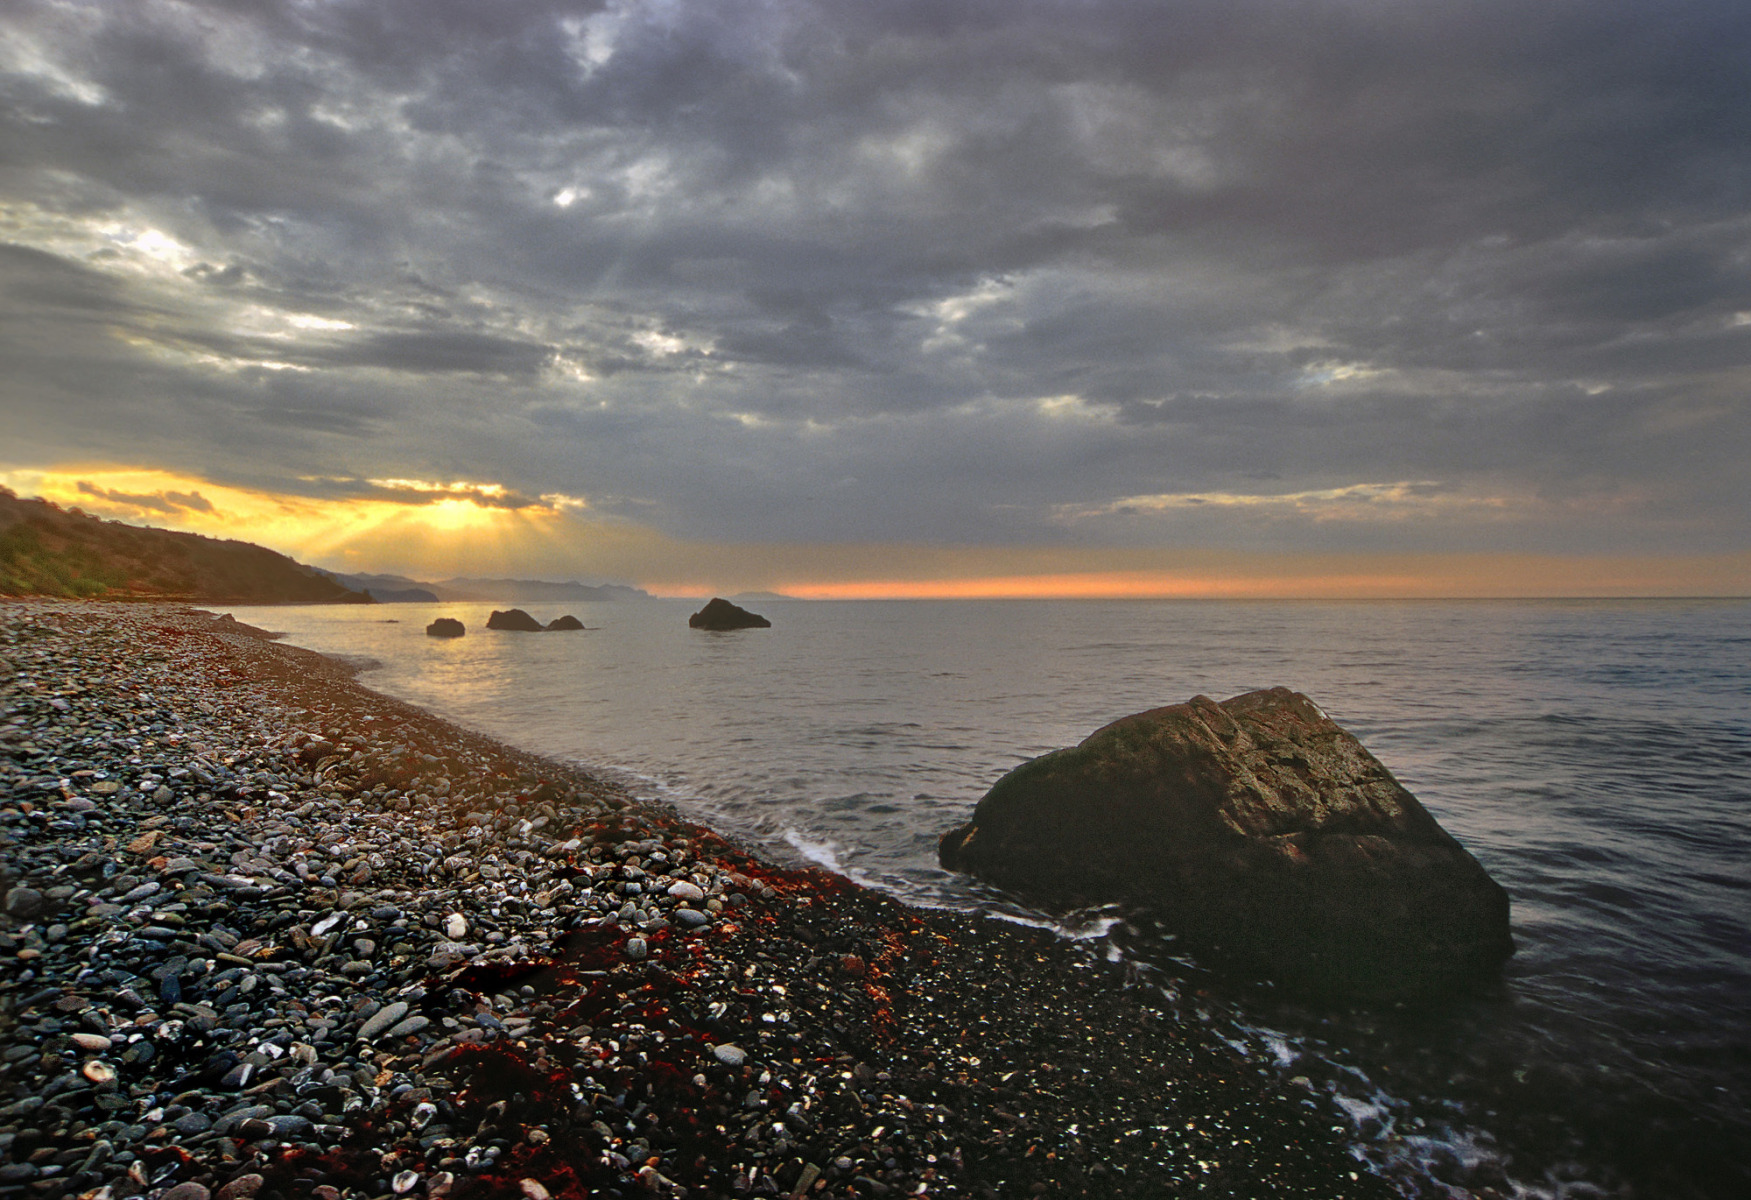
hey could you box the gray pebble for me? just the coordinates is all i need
[266,1113,314,1138]
[3,886,43,919]
[386,1015,430,1039]
[357,1000,410,1040]
[173,1112,213,1135]
[214,1105,274,1134]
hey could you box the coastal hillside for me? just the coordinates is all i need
[0,488,370,604]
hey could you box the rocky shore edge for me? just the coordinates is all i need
[0,601,1392,1200]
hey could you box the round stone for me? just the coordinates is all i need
[713,1043,747,1067]
[3,887,43,919]
[214,1170,264,1198]
[160,1184,212,1200]
[215,1174,265,1200]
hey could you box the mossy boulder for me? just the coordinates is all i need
[939,688,1512,1001]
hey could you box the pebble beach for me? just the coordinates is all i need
[0,601,1393,1200]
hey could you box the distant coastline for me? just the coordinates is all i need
[0,490,652,607]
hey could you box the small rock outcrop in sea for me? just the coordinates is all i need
[545,614,586,631]
[688,597,771,630]
[425,617,466,638]
[938,688,1513,1001]
[485,608,544,632]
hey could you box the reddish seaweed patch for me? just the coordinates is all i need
[449,1042,577,1113]
[442,956,560,995]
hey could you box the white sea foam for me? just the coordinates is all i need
[782,828,845,874]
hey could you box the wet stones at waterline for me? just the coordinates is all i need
[426,618,466,638]
[939,687,1514,1002]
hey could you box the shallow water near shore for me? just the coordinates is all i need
[234,597,1751,1197]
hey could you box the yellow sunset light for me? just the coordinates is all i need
[0,465,574,576]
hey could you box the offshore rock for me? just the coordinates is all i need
[426,617,466,638]
[688,597,771,630]
[545,614,586,631]
[939,688,1512,1002]
[485,608,544,632]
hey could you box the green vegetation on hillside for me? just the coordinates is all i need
[0,488,372,604]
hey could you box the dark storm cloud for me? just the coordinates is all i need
[1,0,1749,556]
[0,243,141,319]
[318,331,556,376]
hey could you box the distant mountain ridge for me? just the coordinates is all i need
[0,489,372,604]
[316,570,651,603]
[433,576,651,602]
[314,571,440,603]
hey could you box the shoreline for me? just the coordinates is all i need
[1,601,1396,1200]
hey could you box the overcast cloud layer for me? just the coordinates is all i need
[3,0,1750,568]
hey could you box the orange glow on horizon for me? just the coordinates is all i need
[778,560,1751,600]
[788,571,1446,600]
[4,463,1747,599]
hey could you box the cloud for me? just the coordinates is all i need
[75,480,215,516]
[357,477,564,511]
[315,331,556,376]
[0,0,1747,584]
[1056,481,1495,522]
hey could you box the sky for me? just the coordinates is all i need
[2,0,1749,597]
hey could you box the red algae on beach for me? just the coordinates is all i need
[0,601,1397,1200]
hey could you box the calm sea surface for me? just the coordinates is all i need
[233,598,1751,1198]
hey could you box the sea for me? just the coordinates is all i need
[230,597,1751,1199]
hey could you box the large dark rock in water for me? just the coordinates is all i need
[485,608,544,632]
[688,597,771,630]
[545,614,586,631]
[939,688,1512,1001]
[425,617,465,638]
